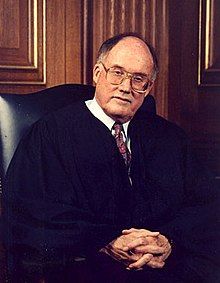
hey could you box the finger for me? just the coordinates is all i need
[122,237,150,251]
[135,245,166,255]
[146,258,165,269]
[122,228,139,234]
[122,228,159,237]
[161,245,172,261]
[128,253,153,269]
[128,252,144,262]
[157,235,169,246]
[124,233,162,251]
[138,230,160,237]
[122,228,160,236]
[104,246,136,264]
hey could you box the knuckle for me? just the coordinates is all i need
[149,263,157,268]
[144,254,152,261]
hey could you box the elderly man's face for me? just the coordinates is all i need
[93,37,154,123]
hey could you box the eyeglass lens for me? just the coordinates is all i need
[106,68,149,92]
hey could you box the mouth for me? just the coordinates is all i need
[112,96,131,104]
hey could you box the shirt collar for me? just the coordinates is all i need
[85,98,130,138]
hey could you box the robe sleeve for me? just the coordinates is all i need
[3,117,121,268]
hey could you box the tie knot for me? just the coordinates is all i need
[113,122,123,135]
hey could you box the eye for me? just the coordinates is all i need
[133,75,144,83]
[111,69,123,76]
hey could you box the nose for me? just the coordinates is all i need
[118,76,132,94]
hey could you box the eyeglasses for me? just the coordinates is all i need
[100,62,152,93]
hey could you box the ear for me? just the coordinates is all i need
[144,81,154,97]
[93,63,102,84]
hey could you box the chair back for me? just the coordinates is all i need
[0,84,95,182]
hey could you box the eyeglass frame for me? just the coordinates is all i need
[100,62,153,94]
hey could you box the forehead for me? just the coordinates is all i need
[104,37,154,74]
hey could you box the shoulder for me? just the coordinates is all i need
[153,115,187,139]
[133,112,188,143]
[152,116,188,153]
[33,101,89,130]
[21,101,90,146]
[43,101,89,124]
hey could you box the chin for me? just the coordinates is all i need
[109,110,133,123]
[104,103,134,122]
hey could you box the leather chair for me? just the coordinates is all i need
[0,84,96,181]
[0,83,156,282]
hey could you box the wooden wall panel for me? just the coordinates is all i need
[150,0,169,118]
[0,0,83,93]
[198,0,220,86]
[46,0,65,85]
[197,0,220,174]
[91,0,152,61]
[168,0,220,176]
[0,0,46,85]
[65,0,82,83]
[0,0,20,49]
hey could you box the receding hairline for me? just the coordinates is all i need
[103,36,150,58]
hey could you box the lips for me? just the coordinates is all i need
[112,96,131,103]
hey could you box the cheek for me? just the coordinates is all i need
[97,84,118,102]
[95,84,114,107]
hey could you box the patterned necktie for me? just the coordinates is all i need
[113,122,131,168]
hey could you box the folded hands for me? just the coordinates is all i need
[100,228,172,270]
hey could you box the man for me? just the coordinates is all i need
[3,33,219,282]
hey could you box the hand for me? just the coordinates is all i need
[122,228,172,270]
[100,229,159,267]
[100,235,143,266]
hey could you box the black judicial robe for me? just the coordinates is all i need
[3,101,220,282]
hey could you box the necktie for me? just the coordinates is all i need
[113,122,131,168]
